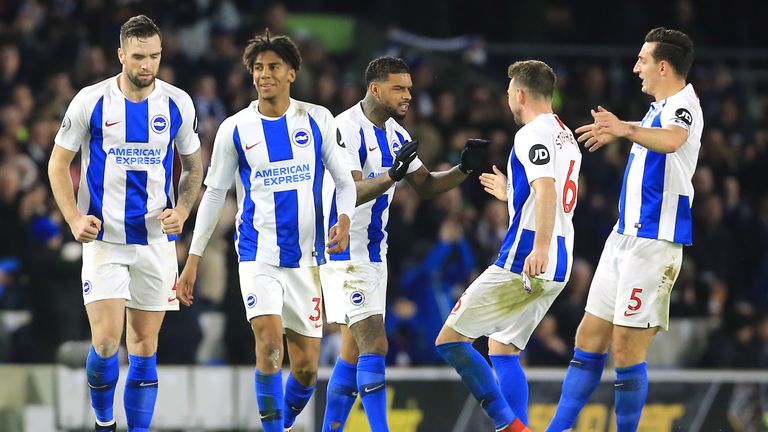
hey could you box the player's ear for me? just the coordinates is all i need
[517,87,525,105]
[369,81,379,99]
[288,68,296,83]
[117,47,124,65]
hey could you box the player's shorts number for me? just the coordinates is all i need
[628,287,643,311]
[309,297,322,322]
[563,159,577,213]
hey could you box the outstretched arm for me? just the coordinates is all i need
[576,106,687,153]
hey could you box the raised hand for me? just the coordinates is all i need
[459,138,490,174]
[388,140,419,181]
[479,165,508,202]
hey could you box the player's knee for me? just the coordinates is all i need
[611,344,645,368]
[92,340,120,358]
[358,334,387,356]
[291,366,318,385]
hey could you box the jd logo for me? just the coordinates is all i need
[674,108,693,126]
[529,144,550,165]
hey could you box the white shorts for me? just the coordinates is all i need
[238,261,323,338]
[585,231,683,331]
[445,265,565,350]
[81,240,179,311]
[319,261,387,326]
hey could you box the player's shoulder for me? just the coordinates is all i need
[156,79,194,108]
[293,98,334,123]
[666,84,701,111]
[334,103,359,125]
[70,76,114,109]
[385,117,410,140]
[516,115,554,143]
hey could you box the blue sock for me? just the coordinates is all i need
[283,372,315,428]
[357,353,388,432]
[546,348,607,432]
[436,342,514,430]
[124,354,158,432]
[490,354,528,425]
[322,357,358,432]
[86,346,119,424]
[255,370,283,432]
[615,362,648,432]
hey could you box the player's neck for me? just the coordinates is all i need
[361,95,388,129]
[521,102,553,125]
[257,96,290,118]
[653,79,686,102]
[117,73,154,103]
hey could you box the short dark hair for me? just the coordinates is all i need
[365,57,410,85]
[242,30,301,74]
[120,15,161,46]
[644,27,694,78]
[507,60,556,99]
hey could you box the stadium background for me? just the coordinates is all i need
[0,0,766,431]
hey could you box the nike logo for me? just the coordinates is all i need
[245,141,262,150]
[362,383,384,394]
[624,310,640,317]
[313,322,322,329]
[88,383,110,390]
[368,146,377,152]
[105,121,121,127]
[139,381,158,387]
[351,391,359,396]
[168,297,177,303]
[259,412,278,420]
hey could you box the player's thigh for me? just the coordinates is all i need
[584,232,622,323]
[339,262,386,327]
[85,299,126,353]
[613,237,683,331]
[319,261,349,325]
[281,266,324,338]
[446,265,563,343]
[488,279,565,350]
[574,312,613,353]
[82,241,132,306]
[612,325,658,367]
[127,241,179,312]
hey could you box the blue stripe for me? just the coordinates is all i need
[617,153,635,234]
[125,171,149,245]
[309,115,326,265]
[86,97,106,241]
[367,195,389,262]
[164,99,182,241]
[394,131,405,145]
[510,229,535,273]
[374,127,393,167]
[233,127,258,261]
[358,129,368,167]
[495,150,530,267]
[673,195,692,245]
[328,191,350,261]
[125,99,149,143]
[262,117,293,162]
[637,110,667,239]
[553,236,568,282]
[274,189,301,267]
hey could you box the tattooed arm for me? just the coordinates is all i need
[158,148,203,235]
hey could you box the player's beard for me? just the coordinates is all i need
[126,70,156,89]
[386,103,407,121]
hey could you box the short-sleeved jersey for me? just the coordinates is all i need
[54,75,200,245]
[495,113,582,283]
[616,84,702,245]
[322,102,423,263]
[204,99,354,268]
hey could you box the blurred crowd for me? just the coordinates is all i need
[0,1,766,370]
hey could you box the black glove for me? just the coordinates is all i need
[388,140,419,181]
[459,138,490,174]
